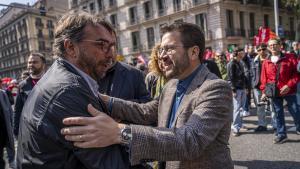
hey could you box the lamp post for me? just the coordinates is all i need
[274,0,279,36]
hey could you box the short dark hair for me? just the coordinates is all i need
[29,52,46,64]
[53,11,115,58]
[160,22,205,62]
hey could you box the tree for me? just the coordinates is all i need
[282,0,300,41]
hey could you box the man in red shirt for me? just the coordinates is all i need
[260,39,300,144]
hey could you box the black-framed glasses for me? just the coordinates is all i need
[158,45,188,55]
[81,39,116,53]
[257,48,267,52]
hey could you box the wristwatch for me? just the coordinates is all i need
[120,125,132,146]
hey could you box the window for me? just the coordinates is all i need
[146,27,155,49]
[226,10,234,29]
[47,20,53,28]
[174,19,183,23]
[109,0,116,7]
[143,1,153,20]
[239,11,245,36]
[71,0,77,7]
[195,13,207,32]
[131,31,140,52]
[97,0,103,11]
[289,17,294,31]
[110,14,118,28]
[249,12,255,37]
[89,3,95,13]
[129,6,138,25]
[35,17,43,27]
[38,41,46,51]
[49,30,54,38]
[173,0,181,12]
[37,29,43,38]
[264,14,269,27]
[279,16,282,26]
[157,0,166,16]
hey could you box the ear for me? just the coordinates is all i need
[64,39,77,59]
[188,46,200,61]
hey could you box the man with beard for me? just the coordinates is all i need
[14,52,46,136]
[17,11,129,169]
[61,22,233,169]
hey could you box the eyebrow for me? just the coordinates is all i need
[95,38,110,43]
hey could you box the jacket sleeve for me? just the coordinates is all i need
[111,97,158,125]
[227,62,237,92]
[286,56,299,89]
[128,80,233,165]
[41,85,128,169]
[13,88,25,136]
[259,60,267,92]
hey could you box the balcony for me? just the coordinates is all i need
[158,8,166,16]
[124,0,135,4]
[174,4,182,12]
[35,21,44,28]
[284,30,296,40]
[144,12,153,20]
[193,0,208,6]
[129,17,139,25]
[248,29,257,38]
[225,28,246,37]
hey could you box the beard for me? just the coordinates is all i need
[165,51,190,79]
[77,49,112,81]
[29,67,43,76]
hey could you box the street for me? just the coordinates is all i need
[230,110,300,169]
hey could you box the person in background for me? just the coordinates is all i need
[290,41,299,57]
[227,48,247,136]
[215,50,228,80]
[98,31,151,104]
[61,22,234,169]
[145,44,168,99]
[251,44,276,132]
[13,53,46,136]
[242,44,256,117]
[260,38,300,144]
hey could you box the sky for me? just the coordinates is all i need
[0,0,37,11]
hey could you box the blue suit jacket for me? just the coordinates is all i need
[99,62,151,103]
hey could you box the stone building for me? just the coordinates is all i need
[0,0,68,78]
[69,0,299,59]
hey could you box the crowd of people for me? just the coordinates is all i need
[0,10,299,169]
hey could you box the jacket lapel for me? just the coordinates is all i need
[159,80,177,127]
[171,65,210,127]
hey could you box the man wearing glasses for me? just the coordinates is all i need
[17,11,129,169]
[61,22,234,169]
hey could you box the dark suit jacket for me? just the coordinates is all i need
[110,65,233,169]
[0,89,15,153]
[99,62,151,103]
[17,58,128,169]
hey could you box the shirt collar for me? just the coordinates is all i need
[63,59,99,97]
[177,64,203,92]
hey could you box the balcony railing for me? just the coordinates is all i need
[248,29,257,37]
[204,30,212,41]
[225,28,246,37]
[144,12,153,20]
[174,4,181,12]
[158,8,166,16]
[129,17,139,25]
[35,22,44,28]
[193,0,208,6]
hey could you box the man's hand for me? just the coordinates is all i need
[61,104,122,148]
[280,85,290,95]
[261,93,267,102]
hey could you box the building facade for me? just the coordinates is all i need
[69,0,299,58]
[0,0,68,79]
